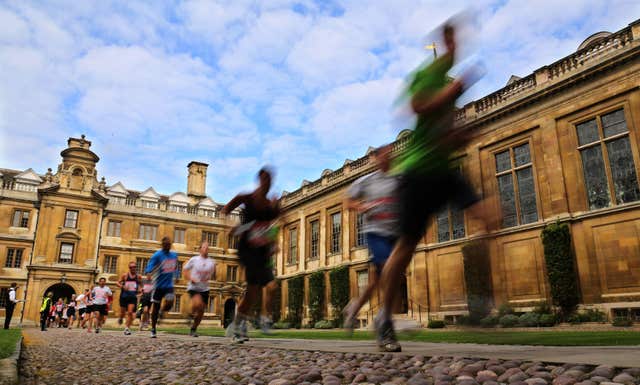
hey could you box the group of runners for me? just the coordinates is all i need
[36,22,492,353]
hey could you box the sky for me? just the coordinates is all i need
[1,0,639,203]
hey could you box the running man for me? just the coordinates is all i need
[139,275,154,331]
[377,22,494,352]
[183,241,216,337]
[66,294,77,329]
[117,262,142,335]
[55,298,64,328]
[222,167,280,343]
[343,144,399,332]
[144,236,178,338]
[91,277,112,333]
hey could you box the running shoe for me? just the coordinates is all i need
[376,318,401,352]
[95,328,100,334]
[189,328,198,337]
[124,328,131,336]
[239,319,250,342]
[259,316,273,334]
[150,329,157,338]
[231,335,244,344]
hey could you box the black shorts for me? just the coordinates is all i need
[93,304,108,316]
[119,294,137,308]
[399,170,479,240]
[188,290,209,306]
[238,245,274,287]
[67,308,76,318]
[85,305,94,314]
[141,294,152,308]
[56,311,63,318]
[79,308,87,317]
[151,287,174,303]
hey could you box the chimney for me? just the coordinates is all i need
[187,161,208,198]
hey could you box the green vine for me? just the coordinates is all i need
[462,240,493,324]
[329,266,350,325]
[287,275,304,328]
[541,222,579,318]
[308,271,325,324]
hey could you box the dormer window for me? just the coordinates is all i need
[168,204,187,213]
[142,200,158,209]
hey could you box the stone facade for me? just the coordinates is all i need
[273,20,640,326]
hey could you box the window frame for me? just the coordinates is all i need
[11,209,30,228]
[226,265,238,282]
[491,138,541,229]
[5,248,24,268]
[0,288,8,308]
[572,105,640,211]
[356,268,369,297]
[286,225,299,266]
[58,242,75,264]
[435,164,467,243]
[136,257,149,273]
[171,294,182,313]
[174,228,186,244]
[139,224,158,241]
[107,220,121,237]
[64,210,79,229]
[306,216,320,261]
[201,231,218,247]
[327,208,342,255]
[103,255,118,274]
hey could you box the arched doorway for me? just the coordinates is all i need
[44,283,75,304]
[223,299,236,328]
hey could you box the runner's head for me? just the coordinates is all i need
[200,241,209,257]
[84,288,89,294]
[47,291,53,298]
[372,144,393,172]
[98,277,106,287]
[10,282,16,289]
[71,294,76,299]
[257,167,273,194]
[161,236,172,252]
[128,261,137,274]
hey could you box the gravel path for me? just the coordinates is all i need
[19,329,640,385]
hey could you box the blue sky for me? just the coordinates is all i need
[1,0,638,203]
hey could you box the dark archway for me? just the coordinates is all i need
[44,283,75,304]
[223,299,236,328]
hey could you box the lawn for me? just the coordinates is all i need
[0,329,21,359]
[159,327,640,346]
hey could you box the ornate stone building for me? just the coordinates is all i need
[273,20,640,326]
[1,136,244,326]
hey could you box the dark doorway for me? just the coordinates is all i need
[223,299,236,328]
[44,283,75,304]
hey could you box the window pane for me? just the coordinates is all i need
[606,136,640,204]
[495,151,511,173]
[310,220,319,260]
[5,249,14,268]
[14,249,22,268]
[12,211,21,227]
[516,167,538,224]
[436,208,450,242]
[576,119,600,146]
[497,174,518,228]
[451,208,465,240]
[331,212,341,253]
[356,213,366,247]
[580,146,611,210]
[602,109,628,138]
[513,143,531,167]
[357,270,368,296]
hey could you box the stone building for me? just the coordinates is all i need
[273,20,640,326]
[0,136,244,326]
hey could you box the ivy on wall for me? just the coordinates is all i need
[308,271,325,324]
[329,266,350,325]
[462,240,493,324]
[287,275,304,328]
[541,222,579,317]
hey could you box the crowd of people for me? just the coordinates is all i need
[30,21,492,354]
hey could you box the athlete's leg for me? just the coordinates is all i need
[126,303,135,330]
[190,293,204,332]
[380,236,420,322]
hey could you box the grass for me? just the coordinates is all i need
[0,329,21,359]
[159,327,640,346]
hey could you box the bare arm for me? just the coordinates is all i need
[411,79,463,115]
[345,197,365,212]
[222,194,247,216]
[115,274,125,289]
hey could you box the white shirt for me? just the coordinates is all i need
[184,255,215,292]
[91,286,112,305]
[76,294,86,309]
[9,288,17,304]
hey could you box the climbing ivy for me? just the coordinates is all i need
[308,271,325,324]
[329,266,350,325]
[287,275,304,328]
[541,222,579,318]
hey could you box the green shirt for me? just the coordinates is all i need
[393,55,456,175]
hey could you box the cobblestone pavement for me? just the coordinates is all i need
[19,328,640,385]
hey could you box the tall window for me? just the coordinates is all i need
[12,210,30,228]
[309,220,320,260]
[136,257,149,272]
[357,269,369,296]
[576,109,640,210]
[355,213,366,247]
[64,210,78,228]
[5,248,23,268]
[227,265,238,282]
[172,295,181,312]
[207,297,216,314]
[174,228,186,244]
[175,261,183,280]
[228,234,239,249]
[495,142,538,228]
[107,221,121,237]
[202,231,218,247]
[103,255,118,274]
[0,288,8,308]
[139,224,158,240]
[330,212,341,254]
[59,243,74,263]
[287,227,298,265]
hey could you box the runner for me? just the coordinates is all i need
[377,22,494,352]
[76,289,88,328]
[183,241,216,337]
[39,292,53,331]
[342,144,399,333]
[54,298,64,328]
[117,262,142,335]
[144,236,178,338]
[67,294,77,329]
[222,167,280,343]
[139,275,154,331]
[85,287,95,332]
[91,277,112,333]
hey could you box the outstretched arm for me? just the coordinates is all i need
[222,194,247,216]
[411,79,463,115]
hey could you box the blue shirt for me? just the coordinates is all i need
[145,249,177,289]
